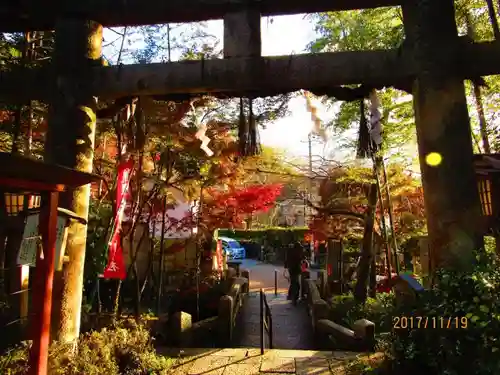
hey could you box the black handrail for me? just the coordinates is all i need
[259,288,273,355]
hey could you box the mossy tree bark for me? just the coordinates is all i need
[403,0,483,272]
[44,19,102,343]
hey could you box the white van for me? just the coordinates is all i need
[219,237,246,259]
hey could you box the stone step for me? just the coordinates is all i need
[160,347,384,375]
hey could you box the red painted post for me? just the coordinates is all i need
[29,191,59,375]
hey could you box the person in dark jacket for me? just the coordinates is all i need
[285,242,304,304]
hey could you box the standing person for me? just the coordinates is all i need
[285,242,303,305]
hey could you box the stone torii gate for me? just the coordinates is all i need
[0,0,496,367]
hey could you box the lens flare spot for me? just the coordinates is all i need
[425,152,442,167]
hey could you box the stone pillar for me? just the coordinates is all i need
[326,239,343,294]
[171,311,192,347]
[241,269,250,293]
[403,1,483,271]
[218,295,234,344]
[224,10,261,58]
[312,299,329,330]
[353,319,376,350]
[300,270,310,299]
[317,270,327,298]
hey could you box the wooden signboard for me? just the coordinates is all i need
[17,214,68,270]
[17,214,40,266]
[326,238,344,294]
[418,236,431,288]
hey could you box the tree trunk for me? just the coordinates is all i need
[465,11,491,154]
[113,280,122,317]
[373,156,394,274]
[473,83,490,153]
[354,184,377,303]
[156,197,167,315]
[368,255,377,298]
[378,156,399,272]
[45,19,102,343]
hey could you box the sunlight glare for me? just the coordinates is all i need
[425,152,442,167]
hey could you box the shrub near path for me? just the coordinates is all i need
[387,250,500,375]
[0,322,176,375]
[327,250,500,375]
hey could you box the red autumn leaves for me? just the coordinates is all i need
[201,183,283,229]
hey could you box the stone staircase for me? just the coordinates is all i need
[234,292,316,350]
[160,347,384,375]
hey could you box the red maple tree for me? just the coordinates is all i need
[201,183,283,230]
[146,183,283,240]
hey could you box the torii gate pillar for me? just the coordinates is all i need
[224,9,261,58]
[403,0,483,272]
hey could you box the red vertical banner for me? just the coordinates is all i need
[103,159,134,279]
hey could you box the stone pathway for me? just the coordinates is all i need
[161,347,384,375]
[234,292,316,350]
[156,259,386,374]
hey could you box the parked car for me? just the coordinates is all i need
[219,236,246,259]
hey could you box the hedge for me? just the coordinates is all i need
[217,227,309,247]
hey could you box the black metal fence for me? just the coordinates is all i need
[259,288,273,355]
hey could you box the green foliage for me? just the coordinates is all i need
[0,324,175,375]
[309,1,500,163]
[308,8,415,163]
[309,7,404,53]
[387,250,500,375]
[328,292,396,334]
[218,227,309,245]
[0,342,30,375]
[85,200,113,280]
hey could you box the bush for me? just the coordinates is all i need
[218,227,309,245]
[0,323,175,375]
[328,292,396,334]
[0,342,30,375]
[329,250,500,375]
[387,250,500,375]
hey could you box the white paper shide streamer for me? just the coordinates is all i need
[303,90,327,142]
[192,102,214,157]
[369,90,383,147]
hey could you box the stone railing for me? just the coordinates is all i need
[169,271,249,347]
[218,273,249,345]
[300,270,310,300]
[316,270,328,298]
[305,278,375,352]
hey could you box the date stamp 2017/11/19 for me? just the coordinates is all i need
[393,316,468,329]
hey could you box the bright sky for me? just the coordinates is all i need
[205,15,334,161]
